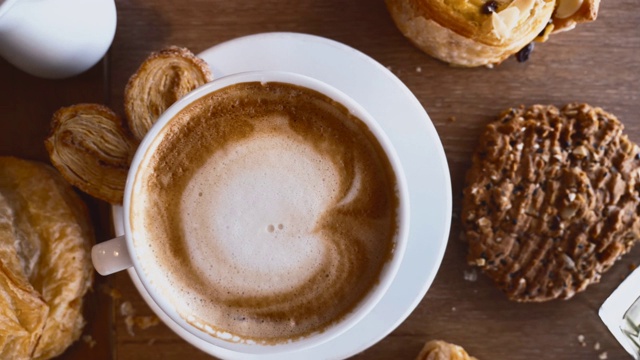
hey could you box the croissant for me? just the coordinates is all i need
[416,340,478,360]
[386,0,600,67]
[0,157,93,359]
[45,103,135,204]
[124,46,214,141]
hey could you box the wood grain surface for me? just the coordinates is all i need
[1,0,639,359]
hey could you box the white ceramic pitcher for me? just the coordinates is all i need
[0,0,116,79]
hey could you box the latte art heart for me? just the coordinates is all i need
[184,131,336,294]
[131,82,399,343]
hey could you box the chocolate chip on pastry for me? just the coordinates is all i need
[385,0,600,67]
[462,104,640,302]
[45,103,135,204]
[124,46,213,141]
[416,340,478,360]
[0,157,93,359]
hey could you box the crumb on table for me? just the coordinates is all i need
[82,335,97,349]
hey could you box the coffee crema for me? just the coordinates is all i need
[131,81,399,344]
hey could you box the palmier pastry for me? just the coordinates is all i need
[46,103,135,204]
[386,0,600,67]
[0,157,93,359]
[462,104,640,302]
[416,340,478,360]
[124,46,213,141]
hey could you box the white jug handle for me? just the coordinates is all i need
[92,235,133,276]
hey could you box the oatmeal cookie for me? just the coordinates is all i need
[462,104,640,302]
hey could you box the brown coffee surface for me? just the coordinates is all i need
[131,82,399,343]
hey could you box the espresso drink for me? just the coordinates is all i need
[131,81,399,344]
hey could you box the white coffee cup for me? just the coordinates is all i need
[0,0,116,79]
[92,71,410,356]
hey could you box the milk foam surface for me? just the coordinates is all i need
[183,128,337,295]
[131,81,399,343]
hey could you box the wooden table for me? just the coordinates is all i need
[1,1,639,359]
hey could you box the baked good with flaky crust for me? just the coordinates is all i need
[0,157,93,359]
[124,46,213,141]
[45,103,135,204]
[462,104,640,302]
[386,0,600,67]
[46,46,213,203]
[416,340,478,360]
[553,0,600,33]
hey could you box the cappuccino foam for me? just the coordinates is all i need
[131,82,399,343]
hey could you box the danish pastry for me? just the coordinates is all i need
[45,103,135,204]
[462,104,640,302]
[386,0,600,67]
[0,157,93,359]
[124,46,213,141]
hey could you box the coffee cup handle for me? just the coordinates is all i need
[91,235,134,276]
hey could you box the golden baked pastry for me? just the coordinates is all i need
[462,104,640,301]
[0,260,48,360]
[45,103,135,204]
[0,157,93,359]
[417,340,478,360]
[386,0,600,67]
[124,46,214,141]
[553,0,600,33]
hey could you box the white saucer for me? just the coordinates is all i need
[113,32,451,360]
